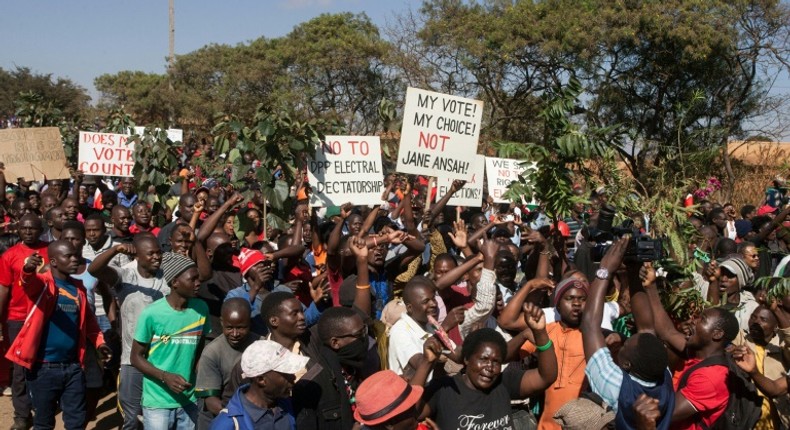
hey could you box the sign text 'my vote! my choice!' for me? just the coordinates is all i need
[307,136,384,207]
[78,131,135,177]
[397,88,483,181]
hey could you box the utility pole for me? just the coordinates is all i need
[168,0,175,127]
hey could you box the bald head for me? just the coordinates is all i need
[206,233,230,254]
[222,297,251,320]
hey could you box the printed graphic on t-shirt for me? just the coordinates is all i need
[149,318,206,353]
[456,413,512,430]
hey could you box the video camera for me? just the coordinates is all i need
[590,204,663,263]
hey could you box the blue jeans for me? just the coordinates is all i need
[143,403,198,430]
[25,362,86,430]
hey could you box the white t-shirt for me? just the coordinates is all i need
[114,260,170,365]
[388,313,432,380]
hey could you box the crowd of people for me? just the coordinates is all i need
[0,147,787,430]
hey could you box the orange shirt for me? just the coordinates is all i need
[521,321,587,430]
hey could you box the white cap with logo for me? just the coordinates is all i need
[241,340,310,379]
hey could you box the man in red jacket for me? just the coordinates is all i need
[0,213,48,430]
[6,240,112,430]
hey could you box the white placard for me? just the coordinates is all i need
[307,136,384,207]
[485,157,536,203]
[396,87,483,180]
[78,131,135,177]
[436,154,485,207]
[132,127,183,143]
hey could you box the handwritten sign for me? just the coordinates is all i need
[78,131,135,177]
[0,127,69,181]
[307,136,384,206]
[436,154,485,207]
[397,88,483,180]
[485,157,536,203]
[132,127,183,143]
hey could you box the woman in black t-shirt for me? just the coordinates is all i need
[419,304,558,430]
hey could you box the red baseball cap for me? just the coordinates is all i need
[757,205,778,216]
[239,248,266,276]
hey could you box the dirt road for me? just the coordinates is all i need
[0,393,122,430]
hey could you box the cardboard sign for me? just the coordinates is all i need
[436,154,485,207]
[485,157,536,203]
[132,127,183,143]
[307,136,384,206]
[397,87,483,180]
[78,131,135,177]
[0,127,69,181]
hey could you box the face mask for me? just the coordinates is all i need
[335,337,368,369]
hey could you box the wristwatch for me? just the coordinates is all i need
[595,268,610,280]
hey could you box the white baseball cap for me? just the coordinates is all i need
[241,340,310,379]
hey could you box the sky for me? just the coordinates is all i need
[2,0,788,139]
[0,0,418,100]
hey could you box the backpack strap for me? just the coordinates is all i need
[677,354,729,390]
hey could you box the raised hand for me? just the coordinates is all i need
[448,220,468,249]
[227,192,245,207]
[599,236,629,275]
[450,179,466,193]
[115,244,137,256]
[387,230,408,245]
[441,306,466,331]
[523,302,547,332]
[340,203,354,219]
[348,235,368,259]
[480,237,501,260]
[309,272,331,304]
[705,260,720,282]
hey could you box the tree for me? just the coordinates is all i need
[94,71,171,125]
[274,13,396,134]
[391,0,790,197]
[0,67,91,120]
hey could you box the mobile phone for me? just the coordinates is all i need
[502,214,514,222]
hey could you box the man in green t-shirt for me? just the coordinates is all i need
[131,252,210,430]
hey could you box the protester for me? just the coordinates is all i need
[645,273,741,429]
[293,307,369,429]
[130,252,210,429]
[582,238,675,429]
[209,339,309,430]
[6,240,112,430]
[0,213,47,430]
[89,234,168,430]
[195,298,260,430]
[418,321,557,429]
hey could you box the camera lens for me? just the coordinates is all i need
[598,204,616,233]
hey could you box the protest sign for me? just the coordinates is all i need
[78,131,135,177]
[436,154,485,207]
[485,157,537,203]
[0,127,69,181]
[397,87,483,180]
[307,136,384,206]
[132,127,183,143]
